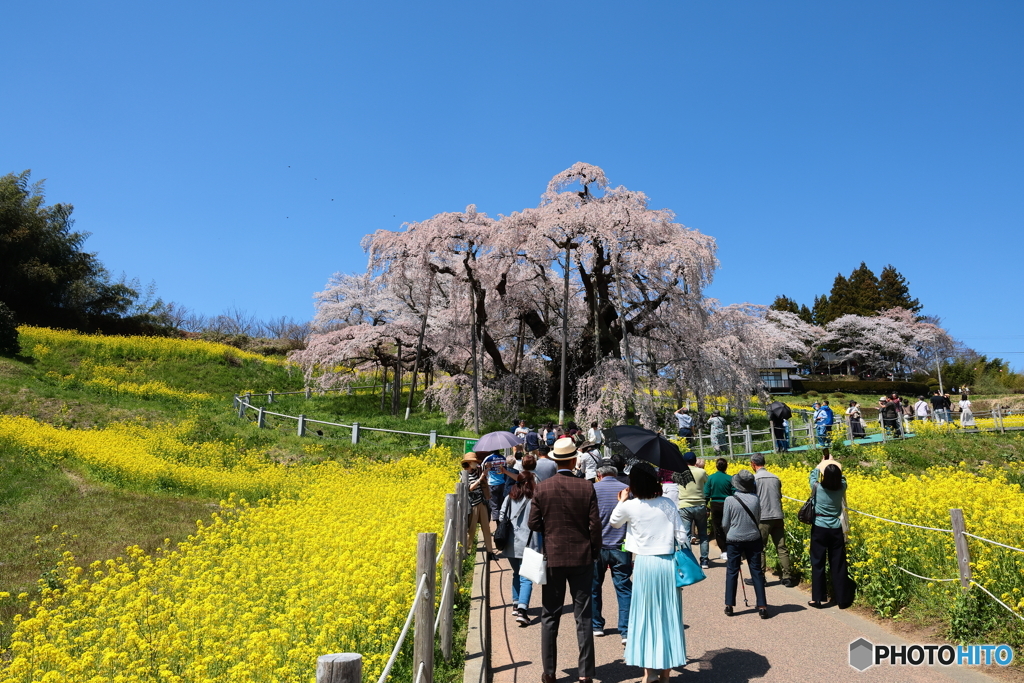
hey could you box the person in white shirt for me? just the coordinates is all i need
[514,419,530,440]
[914,397,931,421]
[610,460,688,683]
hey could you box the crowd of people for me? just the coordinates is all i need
[463,424,855,683]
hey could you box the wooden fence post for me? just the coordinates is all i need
[743,426,752,454]
[727,424,734,457]
[305,387,312,400]
[455,481,468,564]
[440,494,457,659]
[950,508,972,589]
[996,407,1005,434]
[297,414,306,437]
[257,407,266,429]
[268,390,274,404]
[697,429,705,459]
[237,397,246,419]
[316,653,362,683]
[414,533,437,683]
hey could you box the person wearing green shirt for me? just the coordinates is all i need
[703,458,734,561]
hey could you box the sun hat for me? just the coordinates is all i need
[461,452,480,465]
[550,437,578,460]
[731,469,755,493]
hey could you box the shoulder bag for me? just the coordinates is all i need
[797,482,818,525]
[674,541,706,587]
[493,497,513,551]
[519,530,547,585]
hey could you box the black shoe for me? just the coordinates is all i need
[487,552,498,562]
[783,578,798,588]
[743,578,754,586]
[724,605,734,616]
[838,601,853,610]
[807,600,823,609]
[759,607,769,619]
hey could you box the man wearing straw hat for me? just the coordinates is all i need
[529,437,603,683]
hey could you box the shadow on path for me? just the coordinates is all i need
[686,648,771,682]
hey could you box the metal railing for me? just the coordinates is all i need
[233,394,476,446]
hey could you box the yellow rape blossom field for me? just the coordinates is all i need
[18,327,284,367]
[0,434,457,683]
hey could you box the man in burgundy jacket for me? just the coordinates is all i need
[528,437,603,683]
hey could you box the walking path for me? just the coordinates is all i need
[487,553,1003,683]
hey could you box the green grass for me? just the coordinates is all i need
[0,441,216,649]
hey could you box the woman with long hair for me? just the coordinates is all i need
[610,460,687,683]
[807,463,854,609]
[499,455,540,626]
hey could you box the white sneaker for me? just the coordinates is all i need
[593,629,606,637]
[621,637,628,645]
[720,552,729,560]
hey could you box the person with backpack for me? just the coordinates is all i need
[721,469,769,619]
[807,463,854,609]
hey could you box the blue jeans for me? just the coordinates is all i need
[678,505,710,562]
[815,424,831,447]
[506,556,533,608]
[591,548,632,635]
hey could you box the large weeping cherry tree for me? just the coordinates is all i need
[293,163,803,429]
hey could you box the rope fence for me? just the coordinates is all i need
[778,490,1024,626]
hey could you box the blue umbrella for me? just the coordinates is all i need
[472,430,523,452]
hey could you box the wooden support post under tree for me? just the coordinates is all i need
[414,533,437,683]
[440,494,457,659]
[950,508,972,589]
[406,271,435,420]
[316,654,361,683]
[469,288,482,434]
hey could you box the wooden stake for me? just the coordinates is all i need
[950,508,972,589]
[414,533,437,683]
[316,654,362,683]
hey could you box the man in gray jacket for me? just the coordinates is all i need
[721,469,769,618]
[750,454,796,588]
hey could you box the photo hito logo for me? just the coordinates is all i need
[850,638,1014,671]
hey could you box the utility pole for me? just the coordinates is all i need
[559,241,571,426]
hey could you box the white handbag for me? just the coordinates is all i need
[519,531,547,585]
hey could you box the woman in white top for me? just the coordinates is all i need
[610,460,688,683]
[959,394,975,427]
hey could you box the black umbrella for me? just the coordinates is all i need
[768,401,792,421]
[607,425,692,482]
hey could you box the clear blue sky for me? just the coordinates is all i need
[3,1,1022,364]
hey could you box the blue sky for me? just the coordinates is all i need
[3,1,1022,364]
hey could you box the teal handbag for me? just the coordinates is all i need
[674,541,706,587]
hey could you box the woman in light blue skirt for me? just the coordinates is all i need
[610,460,687,683]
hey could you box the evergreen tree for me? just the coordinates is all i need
[0,301,18,356]
[770,295,801,314]
[847,262,881,316]
[878,264,921,312]
[811,294,830,326]
[798,304,812,324]
[821,274,854,323]
[0,170,172,334]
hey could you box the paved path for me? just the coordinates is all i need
[487,553,1002,683]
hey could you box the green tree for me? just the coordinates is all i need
[878,264,921,313]
[0,301,18,356]
[811,294,830,326]
[846,262,881,316]
[0,171,171,333]
[770,295,801,314]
